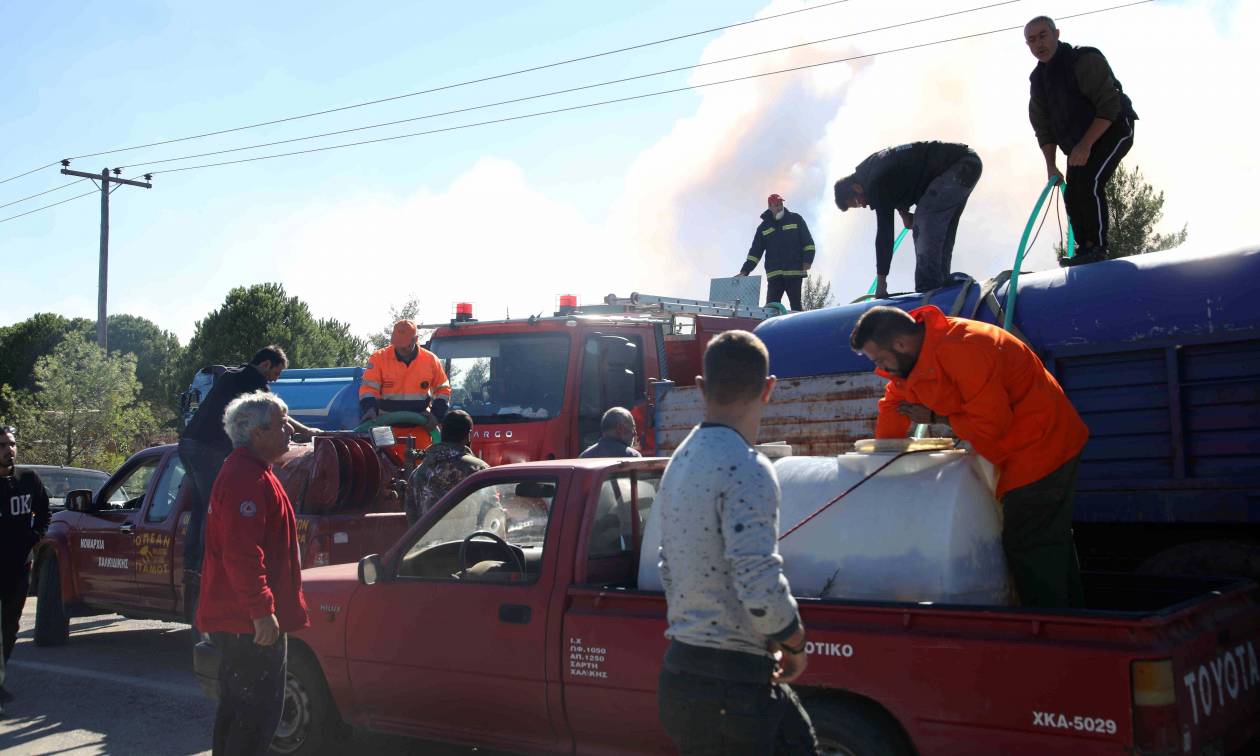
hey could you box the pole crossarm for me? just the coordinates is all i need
[60,168,152,188]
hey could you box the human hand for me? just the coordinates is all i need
[1067,143,1091,167]
[897,402,934,424]
[1047,164,1065,185]
[899,210,914,229]
[253,614,279,646]
[735,271,749,278]
[360,407,380,422]
[803,263,812,272]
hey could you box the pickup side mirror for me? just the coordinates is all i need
[64,489,94,513]
[515,481,556,498]
[358,554,383,586]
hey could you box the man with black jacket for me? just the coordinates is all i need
[1025,15,1137,266]
[0,425,51,708]
[737,193,816,311]
[834,142,983,298]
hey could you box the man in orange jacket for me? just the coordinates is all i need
[849,305,1089,608]
[360,319,452,423]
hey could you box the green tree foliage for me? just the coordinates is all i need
[12,336,156,470]
[180,283,368,379]
[370,297,422,350]
[801,273,835,310]
[103,314,184,419]
[1057,164,1189,261]
[0,312,93,394]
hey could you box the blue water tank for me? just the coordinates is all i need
[270,367,364,431]
[755,247,1260,378]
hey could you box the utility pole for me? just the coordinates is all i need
[59,162,152,350]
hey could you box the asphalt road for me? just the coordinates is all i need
[0,599,494,755]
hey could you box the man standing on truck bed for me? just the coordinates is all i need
[579,407,642,458]
[0,425,50,710]
[360,319,452,423]
[736,193,816,312]
[197,391,309,755]
[1025,15,1136,267]
[405,410,488,524]
[179,346,319,619]
[655,331,817,755]
[850,306,1090,608]
[834,142,982,298]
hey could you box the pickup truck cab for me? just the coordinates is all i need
[261,457,1260,755]
[33,439,409,646]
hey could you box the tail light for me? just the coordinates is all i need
[1132,659,1180,753]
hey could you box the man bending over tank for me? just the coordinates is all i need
[850,306,1089,608]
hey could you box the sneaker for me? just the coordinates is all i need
[0,685,12,704]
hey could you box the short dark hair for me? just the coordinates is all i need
[833,175,859,211]
[600,407,634,435]
[250,345,288,367]
[850,306,918,352]
[441,410,474,445]
[1025,15,1056,32]
[0,425,15,438]
[702,330,769,405]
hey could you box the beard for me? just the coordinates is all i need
[890,349,918,378]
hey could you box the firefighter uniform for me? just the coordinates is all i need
[741,206,816,311]
[359,345,452,417]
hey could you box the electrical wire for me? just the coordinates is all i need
[120,0,1021,172]
[143,1,1154,177]
[0,0,855,184]
[0,179,89,211]
[0,188,100,225]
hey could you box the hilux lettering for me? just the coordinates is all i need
[1181,641,1260,725]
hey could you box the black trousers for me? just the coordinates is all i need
[211,632,288,756]
[1001,455,1086,608]
[1065,117,1134,256]
[658,666,818,755]
[766,276,804,311]
[177,437,231,574]
[0,567,30,662]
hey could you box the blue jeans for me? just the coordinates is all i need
[912,152,982,291]
[658,659,817,755]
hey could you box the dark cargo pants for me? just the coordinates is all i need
[912,151,983,292]
[210,632,288,756]
[658,665,818,755]
[1001,454,1086,608]
[766,275,804,312]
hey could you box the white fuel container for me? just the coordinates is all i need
[638,439,1015,605]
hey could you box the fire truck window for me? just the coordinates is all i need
[431,334,570,423]
[578,335,645,451]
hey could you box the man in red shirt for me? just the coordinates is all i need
[196,391,309,755]
[850,305,1089,608]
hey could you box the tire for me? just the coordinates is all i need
[269,646,342,756]
[1136,540,1260,581]
[806,697,914,756]
[34,555,70,647]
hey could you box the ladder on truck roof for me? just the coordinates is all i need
[598,292,779,320]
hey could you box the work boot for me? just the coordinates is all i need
[1059,248,1107,268]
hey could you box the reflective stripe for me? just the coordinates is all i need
[746,255,760,263]
[767,269,807,278]
[761,227,775,236]
[803,245,815,252]
[781,223,798,230]
[361,379,383,389]
[381,392,433,400]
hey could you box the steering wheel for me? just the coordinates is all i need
[458,530,526,577]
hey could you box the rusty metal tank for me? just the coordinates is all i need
[272,433,405,515]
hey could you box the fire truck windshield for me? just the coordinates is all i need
[431,333,570,424]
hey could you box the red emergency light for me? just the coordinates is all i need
[455,302,474,322]
[557,294,578,316]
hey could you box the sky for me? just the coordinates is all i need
[2,0,1254,346]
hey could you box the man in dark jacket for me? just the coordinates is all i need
[737,193,816,311]
[406,410,489,524]
[0,425,50,708]
[579,407,642,459]
[1025,15,1136,266]
[835,142,983,297]
[197,392,309,756]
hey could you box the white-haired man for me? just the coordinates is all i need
[196,391,309,756]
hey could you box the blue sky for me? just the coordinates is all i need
[2,0,1253,343]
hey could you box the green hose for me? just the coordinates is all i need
[866,227,911,296]
[1003,180,1074,331]
[352,410,442,446]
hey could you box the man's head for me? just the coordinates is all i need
[440,409,474,447]
[250,345,289,382]
[849,306,924,378]
[0,426,16,476]
[224,391,291,463]
[1024,16,1060,63]
[833,176,868,211]
[698,330,775,409]
[767,193,785,217]
[391,319,420,359]
[599,407,636,446]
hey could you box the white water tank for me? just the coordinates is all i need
[638,440,1014,605]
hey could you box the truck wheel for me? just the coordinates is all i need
[807,697,913,756]
[1136,540,1260,581]
[34,556,70,647]
[269,647,342,756]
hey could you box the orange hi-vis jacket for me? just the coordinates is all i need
[359,345,452,415]
[874,306,1089,498]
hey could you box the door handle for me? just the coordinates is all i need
[119,523,135,535]
[499,604,531,624]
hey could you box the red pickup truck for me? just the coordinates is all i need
[229,457,1260,755]
[32,435,410,646]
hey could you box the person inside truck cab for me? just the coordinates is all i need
[851,305,1089,608]
[359,319,452,423]
[579,407,642,458]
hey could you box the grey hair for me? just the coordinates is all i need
[223,391,288,448]
[600,407,635,435]
[1025,15,1056,32]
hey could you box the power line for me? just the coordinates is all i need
[0,179,89,210]
[0,188,99,224]
[0,0,855,184]
[121,0,1021,172]
[145,1,1154,177]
